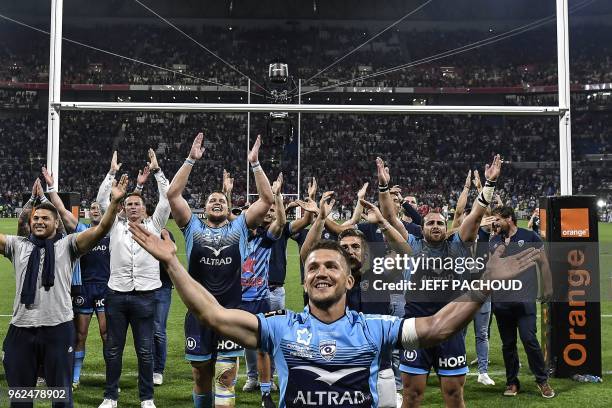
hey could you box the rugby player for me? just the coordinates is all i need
[378,156,501,408]
[166,133,273,408]
[128,218,541,408]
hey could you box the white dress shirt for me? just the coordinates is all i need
[97,170,170,291]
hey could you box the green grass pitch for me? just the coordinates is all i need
[0,218,610,407]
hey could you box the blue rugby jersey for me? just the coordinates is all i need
[183,214,249,308]
[257,307,404,408]
[75,222,110,284]
[241,228,279,302]
[404,233,471,317]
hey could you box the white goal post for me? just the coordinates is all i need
[46,0,573,196]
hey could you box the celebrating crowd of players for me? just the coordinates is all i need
[1,134,554,408]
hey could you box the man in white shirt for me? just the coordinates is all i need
[97,150,170,408]
[0,175,128,408]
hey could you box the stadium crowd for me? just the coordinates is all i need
[1,24,612,88]
[0,111,610,216]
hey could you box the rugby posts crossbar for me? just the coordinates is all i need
[55,102,563,116]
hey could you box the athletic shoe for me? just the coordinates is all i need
[141,400,156,408]
[477,373,495,386]
[503,384,518,396]
[271,381,278,392]
[396,392,403,408]
[36,377,46,387]
[243,377,259,392]
[153,373,163,386]
[72,381,79,391]
[537,382,555,398]
[261,393,275,408]
[98,399,118,408]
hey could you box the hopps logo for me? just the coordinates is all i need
[186,337,197,351]
[74,296,85,307]
[319,340,336,361]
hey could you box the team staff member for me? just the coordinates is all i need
[97,149,170,408]
[128,219,542,408]
[490,206,554,398]
[1,175,128,408]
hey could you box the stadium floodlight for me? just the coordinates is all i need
[597,199,606,208]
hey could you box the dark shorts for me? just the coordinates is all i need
[400,330,468,376]
[184,312,244,362]
[73,283,108,314]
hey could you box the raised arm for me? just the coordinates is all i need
[42,166,78,232]
[347,182,369,225]
[134,164,151,195]
[377,157,409,240]
[222,169,237,222]
[129,224,259,348]
[167,133,203,228]
[18,179,40,237]
[459,155,502,243]
[268,173,287,237]
[360,199,412,256]
[450,170,472,231]
[76,175,128,255]
[411,245,541,349]
[97,151,122,212]
[147,149,170,230]
[299,191,334,262]
[289,177,317,233]
[244,135,274,229]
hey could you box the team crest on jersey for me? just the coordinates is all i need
[323,232,330,239]
[319,340,337,361]
[518,240,525,247]
[186,337,197,351]
[360,280,369,291]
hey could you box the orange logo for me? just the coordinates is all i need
[560,208,590,238]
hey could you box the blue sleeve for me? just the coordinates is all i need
[182,215,201,262]
[257,312,286,354]
[407,234,418,248]
[364,315,403,353]
[72,261,82,286]
[230,214,250,260]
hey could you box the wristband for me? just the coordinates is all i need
[46,186,55,193]
[136,184,144,191]
[29,195,36,203]
[250,161,261,168]
[151,167,160,175]
[40,195,49,203]
[477,179,496,208]
[251,162,262,173]
[378,184,389,193]
[185,158,195,166]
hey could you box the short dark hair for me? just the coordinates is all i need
[338,228,366,243]
[303,240,352,274]
[33,202,59,219]
[124,192,145,205]
[492,206,517,224]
